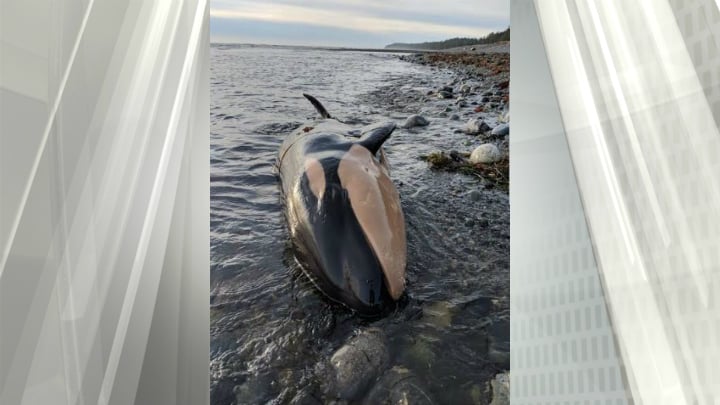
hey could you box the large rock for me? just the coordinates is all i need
[402,114,430,128]
[328,328,389,400]
[491,123,509,136]
[469,144,502,164]
[363,366,435,405]
[464,118,491,134]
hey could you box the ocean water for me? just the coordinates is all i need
[210,44,509,404]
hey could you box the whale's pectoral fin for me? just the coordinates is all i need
[358,121,396,155]
[303,94,332,119]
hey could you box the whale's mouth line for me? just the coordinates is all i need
[290,255,394,318]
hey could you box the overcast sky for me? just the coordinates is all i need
[210,0,509,48]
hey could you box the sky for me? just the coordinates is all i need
[210,0,509,48]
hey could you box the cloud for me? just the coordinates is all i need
[210,0,509,45]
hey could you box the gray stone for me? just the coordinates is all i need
[329,328,389,400]
[402,114,430,128]
[470,144,502,164]
[491,123,509,136]
[464,118,491,134]
[450,114,460,121]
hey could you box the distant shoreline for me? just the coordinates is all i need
[210,43,435,54]
[210,42,509,55]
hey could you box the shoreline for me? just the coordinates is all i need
[366,49,511,190]
[210,41,510,56]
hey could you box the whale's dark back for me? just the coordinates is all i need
[277,119,406,316]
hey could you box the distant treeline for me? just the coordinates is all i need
[385,27,510,50]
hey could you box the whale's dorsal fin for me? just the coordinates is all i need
[358,121,396,155]
[303,94,332,119]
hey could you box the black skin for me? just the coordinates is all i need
[278,97,400,316]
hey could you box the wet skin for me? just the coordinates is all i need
[277,97,406,316]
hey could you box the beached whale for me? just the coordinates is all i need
[277,94,407,315]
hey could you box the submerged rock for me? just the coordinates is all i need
[491,123,509,136]
[438,90,454,99]
[423,301,455,328]
[469,144,502,164]
[403,337,436,371]
[363,366,436,405]
[328,328,389,400]
[464,118,491,134]
[402,114,430,128]
[487,319,510,368]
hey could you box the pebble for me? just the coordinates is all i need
[402,114,430,128]
[470,144,502,164]
[469,189,482,201]
[464,118,491,134]
[491,123,509,136]
[438,90,454,99]
[328,328,389,400]
[450,114,460,121]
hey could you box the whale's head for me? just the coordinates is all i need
[288,121,407,316]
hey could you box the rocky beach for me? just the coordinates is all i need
[392,48,510,190]
[210,44,510,404]
[351,48,511,404]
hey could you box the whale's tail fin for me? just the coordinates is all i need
[303,94,332,119]
[358,121,396,155]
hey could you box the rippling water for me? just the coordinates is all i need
[210,44,510,404]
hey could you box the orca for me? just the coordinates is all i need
[277,94,407,316]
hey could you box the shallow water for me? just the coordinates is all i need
[210,44,509,404]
